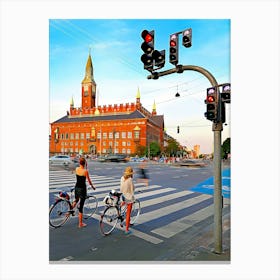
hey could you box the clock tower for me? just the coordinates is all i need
[81,53,96,109]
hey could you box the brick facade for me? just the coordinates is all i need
[50,53,164,156]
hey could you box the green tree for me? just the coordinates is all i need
[164,139,180,157]
[147,141,161,157]
[221,137,231,159]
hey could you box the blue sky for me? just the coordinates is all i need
[49,19,230,154]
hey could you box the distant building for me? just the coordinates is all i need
[193,144,200,158]
[50,53,165,155]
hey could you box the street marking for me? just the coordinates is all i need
[136,193,211,225]
[152,204,229,238]
[59,256,74,261]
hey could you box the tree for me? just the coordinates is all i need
[221,137,230,159]
[164,139,180,157]
[147,141,161,158]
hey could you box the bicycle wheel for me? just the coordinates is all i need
[49,199,71,228]
[130,199,141,225]
[84,195,98,219]
[100,206,119,236]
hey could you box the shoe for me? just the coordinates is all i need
[78,223,87,228]
[124,230,131,235]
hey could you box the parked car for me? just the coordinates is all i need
[49,155,73,166]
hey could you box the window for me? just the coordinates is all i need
[122,148,126,154]
[122,142,126,146]
[121,132,126,139]
[134,131,140,139]
[127,132,132,139]
[80,133,84,140]
[109,132,113,139]
[127,141,131,146]
[97,132,101,139]
[103,132,107,139]
[115,132,119,139]
[75,133,79,140]
[65,133,69,139]
[127,149,131,154]
[86,133,90,139]
[70,133,74,140]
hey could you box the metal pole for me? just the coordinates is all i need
[213,123,223,254]
[148,65,224,254]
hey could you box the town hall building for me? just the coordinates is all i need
[49,53,165,156]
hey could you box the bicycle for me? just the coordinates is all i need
[99,190,141,236]
[49,187,98,228]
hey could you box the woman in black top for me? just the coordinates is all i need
[73,157,95,228]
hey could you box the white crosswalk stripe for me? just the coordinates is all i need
[49,170,229,244]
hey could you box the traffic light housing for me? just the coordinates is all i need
[182,28,192,48]
[205,87,218,121]
[169,34,179,65]
[141,30,154,72]
[153,49,165,69]
[221,83,231,103]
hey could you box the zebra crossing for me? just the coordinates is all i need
[49,170,230,244]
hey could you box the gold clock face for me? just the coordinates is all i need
[84,85,88,91]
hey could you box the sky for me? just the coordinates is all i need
[49,19,231,154]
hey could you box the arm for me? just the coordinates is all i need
[85,170,95,190]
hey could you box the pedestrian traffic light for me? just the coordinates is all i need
[169,34,179,65]
[177,126,180,133]
[221,83,231,103]
[141,30,154,72]
[153,49,165,69]
[204,87,218,121]
[220,101,226,123]
[182,28,192,48]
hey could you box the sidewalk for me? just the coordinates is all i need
[175,211,231,262]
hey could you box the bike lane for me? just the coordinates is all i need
[189,168,231,199]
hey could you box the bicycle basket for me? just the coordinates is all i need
[59,191,70,200]
[103,192,119,206]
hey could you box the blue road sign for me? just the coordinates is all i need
[189,168,231,199]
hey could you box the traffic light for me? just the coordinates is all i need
[220,101,226,123]
[182,28,192,48]
[141,30,154,72]
[169,34,179,65]
[204,87,218,121]
[153,49,165,69]
[221,83,231,103]
[177,126,180,133]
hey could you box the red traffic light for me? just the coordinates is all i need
[144,33,153,43]
[207,96,215,102]
[170,40,176,47]
[141,30,154,43]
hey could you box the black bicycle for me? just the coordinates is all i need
[99,190,141,236]
[49,187,98,228]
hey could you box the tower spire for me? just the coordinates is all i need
[152,100,157,115]
[136,87,141,109]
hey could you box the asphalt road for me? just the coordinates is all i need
[49,160,230,262]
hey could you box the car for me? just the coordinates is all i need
[175,159,207,167]
[49,155,73,166]
[104,154,129,162]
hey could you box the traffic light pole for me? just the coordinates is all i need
[148,65,224,254]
